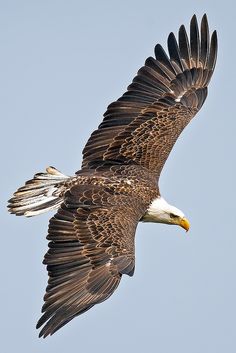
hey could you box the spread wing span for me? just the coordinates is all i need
[82,14,217,178]
[37,183,145,337]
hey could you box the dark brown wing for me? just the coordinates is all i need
[82,14,217,178]
[36,183,145,338]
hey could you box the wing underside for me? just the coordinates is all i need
[82,14,217,177]
[37,183,145,337]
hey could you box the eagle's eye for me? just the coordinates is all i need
[169,213,178,219]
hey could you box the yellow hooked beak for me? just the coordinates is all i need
[179,217,190,232]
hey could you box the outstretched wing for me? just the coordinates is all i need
[37,183,145,338]
[82,14,217,178]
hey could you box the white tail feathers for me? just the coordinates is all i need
[8,166,71,217]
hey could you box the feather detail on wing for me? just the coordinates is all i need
[82,14,217,177]
[37,183,145,338]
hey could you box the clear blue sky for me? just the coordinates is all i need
[1,1,235,352]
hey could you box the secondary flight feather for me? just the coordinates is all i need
[8,14,217,338]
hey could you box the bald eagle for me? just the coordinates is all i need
[8,14,217,338]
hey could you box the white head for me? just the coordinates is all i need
[142,197,190,231]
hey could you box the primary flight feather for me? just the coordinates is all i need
[8,14,217,338]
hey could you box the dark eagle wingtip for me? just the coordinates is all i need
[36,319,53,339]
[209,30,218,72]
[190,14,198,25]
[202,13,208,23]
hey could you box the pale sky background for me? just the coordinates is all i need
[1,1,236,352]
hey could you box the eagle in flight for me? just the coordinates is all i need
[8,14,217,338]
